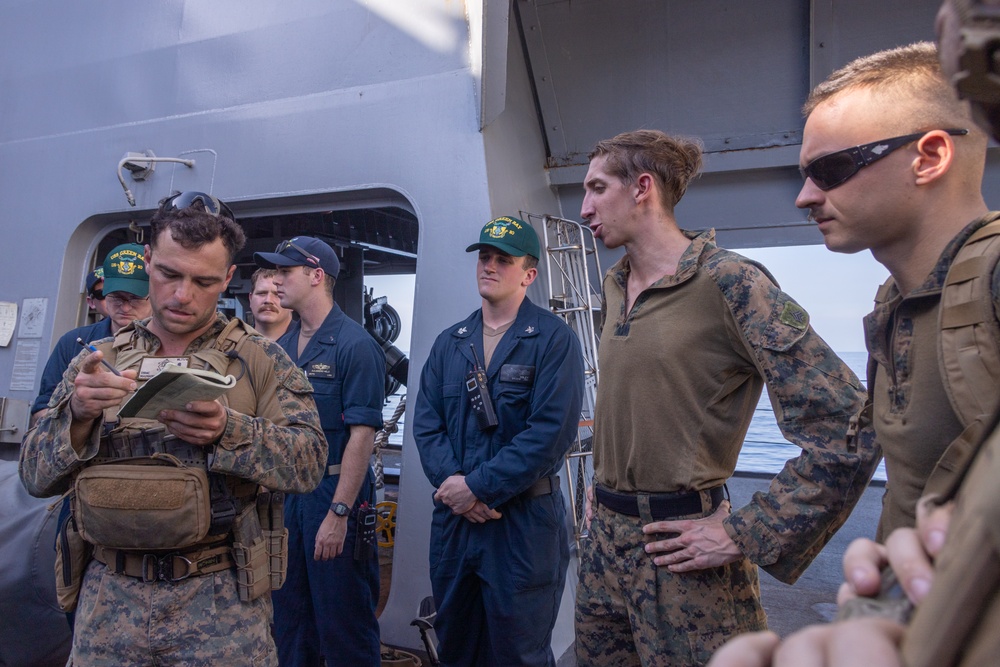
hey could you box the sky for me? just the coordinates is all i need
[740,244,889,352]
[367,243,889,356]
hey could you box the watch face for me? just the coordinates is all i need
[332,502,350,517]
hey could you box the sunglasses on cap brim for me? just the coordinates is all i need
[275,239,322,268]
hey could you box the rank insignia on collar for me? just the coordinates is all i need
[457,327,468,334]
[525,326,535,334]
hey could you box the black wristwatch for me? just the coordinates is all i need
[330,501,350,517]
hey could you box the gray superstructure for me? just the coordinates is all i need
[0,1,992,661]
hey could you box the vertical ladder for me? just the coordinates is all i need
[527,213,602,551]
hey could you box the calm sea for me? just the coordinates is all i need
[737,350,886,480]
[384,350,884,480]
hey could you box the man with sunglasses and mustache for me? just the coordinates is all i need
[709,14,1000,667]
[255,236,386,667]
[795,42,996,544]
[19,192,327,666]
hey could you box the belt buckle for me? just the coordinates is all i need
[141,553,194,583]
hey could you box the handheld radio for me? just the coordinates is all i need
[466,344,498,431]
[354,502,377,561]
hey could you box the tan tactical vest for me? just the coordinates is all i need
[101,317,258,424]
[853,215,1000,503]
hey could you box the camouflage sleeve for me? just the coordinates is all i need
[18,349,104,498]
[211,338,327,494]
[708,252,882,583]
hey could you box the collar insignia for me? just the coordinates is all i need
[525,326,535,334]
[457,327,468,335]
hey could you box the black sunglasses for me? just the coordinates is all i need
[158,191,236,220]
[89,289,104,300]
[276,239,321,268]
[800,128,969,191]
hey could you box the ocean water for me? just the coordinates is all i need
[736,350,887,481]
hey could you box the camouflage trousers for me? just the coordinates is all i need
[575,503,768,667]
[68,558,277,666]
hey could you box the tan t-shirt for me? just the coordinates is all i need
[594,242,760,493]
[483,320,512,369]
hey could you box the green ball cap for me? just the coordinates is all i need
[102,243,149,297]
[465,216,541,259]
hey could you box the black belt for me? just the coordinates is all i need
[522,475,559,500]
[595,484,725,520]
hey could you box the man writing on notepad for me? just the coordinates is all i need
[19,191,326,666]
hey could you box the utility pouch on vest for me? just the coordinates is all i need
[73,453,212,550]
[232,502,270,602]
[54,496,92,612]
[257,491,288,590]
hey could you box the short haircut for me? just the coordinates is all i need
[299,265,337,298]
[250,267,278,293]
[149,201,246,264]
[802,41,980,136]
[523,254,539,271]
[589,130,703,211]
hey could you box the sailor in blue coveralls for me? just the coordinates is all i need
[32,246,152,420]
[255,237,385,667]
[413,217,585,666]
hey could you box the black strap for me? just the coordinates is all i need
[594,484,725,520]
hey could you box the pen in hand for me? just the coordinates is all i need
[76,338,123,377]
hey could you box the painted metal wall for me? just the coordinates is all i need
[0,0,501,654]
[0,0,489,399]
[521,0,1000,251]
[4,0,1000,658]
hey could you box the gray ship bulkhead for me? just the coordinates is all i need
[0,0,990,660]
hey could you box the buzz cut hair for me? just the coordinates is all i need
[802,41,978,136]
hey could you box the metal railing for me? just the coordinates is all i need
[527,213,602,550]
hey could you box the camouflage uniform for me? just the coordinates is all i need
[575,230,878,666]
[19,315,327,667]
[863,215,1000,539]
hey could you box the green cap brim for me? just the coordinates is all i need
[465,240,532,257]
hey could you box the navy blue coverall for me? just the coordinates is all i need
[413,297,585,667]
[33,318,112,413]
[273,304,385,667]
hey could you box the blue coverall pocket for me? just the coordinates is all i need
[440,383,463,436]
[310,377,344,431]
[509,496,566,590]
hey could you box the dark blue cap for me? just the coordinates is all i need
[253,236,341,277]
